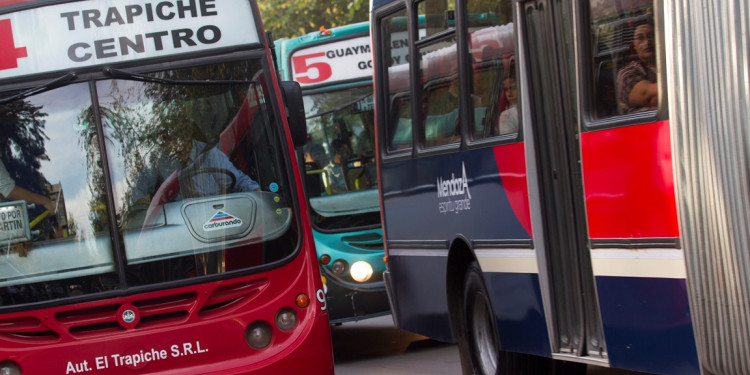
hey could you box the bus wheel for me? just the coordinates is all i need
[463,261,499,375]
[461,262,579,374]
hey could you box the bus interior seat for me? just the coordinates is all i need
[346,165,371,190]
[304,162,325,197]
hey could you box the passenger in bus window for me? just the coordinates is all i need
[424,78,460,146]
[389,96,412,150]
[0,159,55,214]
[616,18,657,113]
[496,72,519,135]
[304,143,329,170]
[303,143,328,197]
[324,139,350,194]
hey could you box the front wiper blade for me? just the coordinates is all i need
[104,68,252,86]
[306,93,372,120]
[0,73,77,105]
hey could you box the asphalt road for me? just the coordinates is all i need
[332,314,461,375]
[331,315,653,375]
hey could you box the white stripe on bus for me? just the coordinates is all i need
[590,249,687,279]
[477,249,539,274]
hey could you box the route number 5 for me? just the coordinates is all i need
[292,52,332,84]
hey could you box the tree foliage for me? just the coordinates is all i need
[0,100,48,195]
[258,0,370,39]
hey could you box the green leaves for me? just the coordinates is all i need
[258,0,369,39]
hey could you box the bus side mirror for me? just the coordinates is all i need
[280,81,307,147]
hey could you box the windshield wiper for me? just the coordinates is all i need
[306,93,372,120]
[0,73,77,105]
[104,68,253,86]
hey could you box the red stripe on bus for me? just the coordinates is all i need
[581,120,679,239]
[493,142,533,237]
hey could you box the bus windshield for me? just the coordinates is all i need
[0,59,298,307]
[301,86,379,231]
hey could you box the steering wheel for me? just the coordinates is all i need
[179,168,237,198]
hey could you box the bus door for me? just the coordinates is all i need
[520,0,606,359]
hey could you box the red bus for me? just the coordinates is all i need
[0,0,333,374]
[371,0,750,374]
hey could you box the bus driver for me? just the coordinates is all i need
[131,124,260,206]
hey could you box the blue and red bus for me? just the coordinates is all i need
[274,22,392,323]
[371,0,750,374]
[0,0,333,373]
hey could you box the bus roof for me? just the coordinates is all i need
[279,21,369,52]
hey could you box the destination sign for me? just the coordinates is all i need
[0,201,30,244]
[291,35,373,87]
[0,0,259,80]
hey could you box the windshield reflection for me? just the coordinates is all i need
[0,60,298,307]
[301,86,380,230]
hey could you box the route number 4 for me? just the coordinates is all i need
[292,52,332,84]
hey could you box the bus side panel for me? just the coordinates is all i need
[581,120,679,239]
[596,276,700,375]
[381,148,531,241]
[387,253,454,342]
[382,146,532,341]
[485,272,551,358]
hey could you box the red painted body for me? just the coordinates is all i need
[493,142,532,237]
[0,244,333,375]
[0,1,334,373]
[581,120,679,239]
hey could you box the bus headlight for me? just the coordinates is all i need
[0,360,21,375]
[350,261,373,282]
[245,321,272,349]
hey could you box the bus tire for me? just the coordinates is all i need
[462,261,500,375]
[462,261,585,374]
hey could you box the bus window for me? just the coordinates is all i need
[98,61,298,283]
[0,83,118,305]
[467,0,519,139]
[589,0,660,119]
[418,0,456,38]
[416,0,460,148]
[389,93,413,150]
[302,86,378,203]
[420,35,460,147]
[383,8,413,152]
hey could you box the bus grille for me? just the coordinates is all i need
[0,278,268,343]
[341,233,384,250]
[0,316,59,343]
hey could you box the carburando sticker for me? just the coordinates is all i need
[437,162,472,215]
[203,210,242,231]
